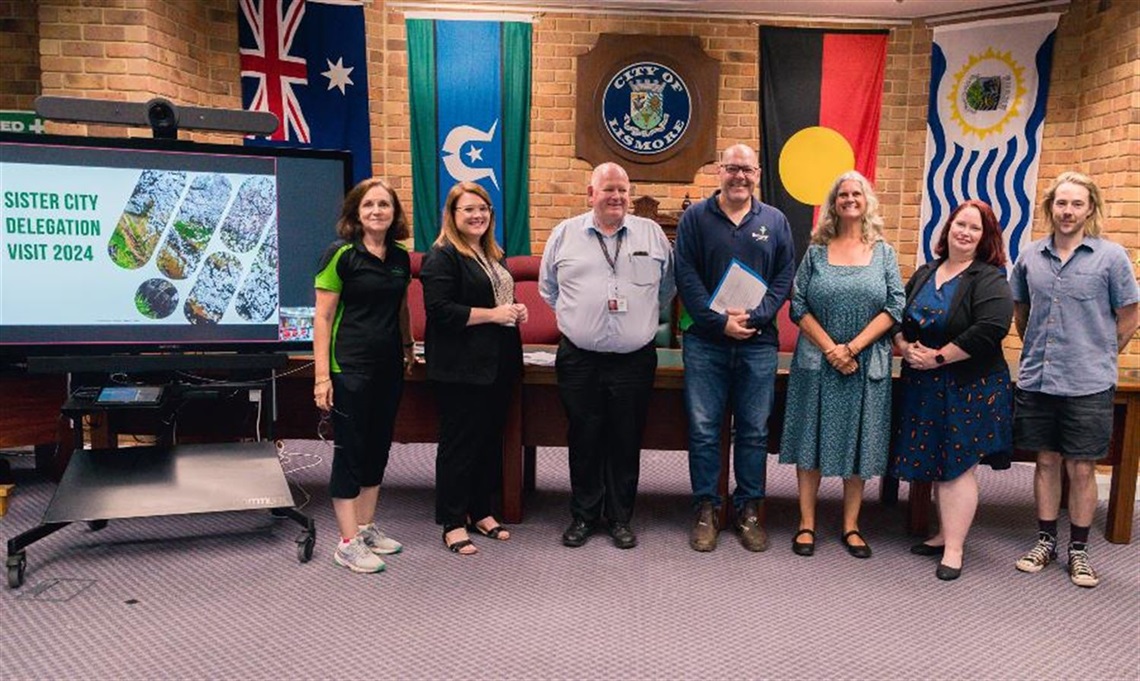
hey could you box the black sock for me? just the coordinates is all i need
[1070,524,1090,551]
[1037,519,1058,542]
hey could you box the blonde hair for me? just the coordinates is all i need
[811,170,885,245]
[433,182,504,261]
[1042,171,1104,238]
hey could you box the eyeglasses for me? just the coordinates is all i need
[456,204,491,215]
[721,164,759,177]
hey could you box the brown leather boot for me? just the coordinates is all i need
[689,501,719,552]
[736,499,769,552]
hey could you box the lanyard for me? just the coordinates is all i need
[594,229,624,274]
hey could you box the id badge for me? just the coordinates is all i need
[607,296,628,313]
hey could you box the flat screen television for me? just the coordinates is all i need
[0,132,351,365]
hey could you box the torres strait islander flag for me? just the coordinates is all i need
[239,0,372,184]
[406,15,533,255]
[759,28,888,263]
[918,14,1059,268]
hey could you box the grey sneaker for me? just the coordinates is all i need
[334,537,386,573]
[358,523,403,555]
[1068,549,1100,588]
[1015,533,1057,573]
[735,500,769,552]
[690,501,719,552]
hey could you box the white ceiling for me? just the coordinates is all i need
[401,0,1068,21]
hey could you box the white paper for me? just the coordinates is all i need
[523,351,557,366]
[708,260,768,315]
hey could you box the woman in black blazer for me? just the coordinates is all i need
[890,199,1014,581]
[421,181,527,555]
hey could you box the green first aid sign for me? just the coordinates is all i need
[0,111,46,134]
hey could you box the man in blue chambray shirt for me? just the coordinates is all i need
[1010,171,1139,588]
[674,143,795,553]
[540,162,675,549]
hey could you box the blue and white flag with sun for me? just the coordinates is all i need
[918,13,1059,268]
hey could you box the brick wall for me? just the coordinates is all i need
[0,0,40,112]
[2,0,1135,364]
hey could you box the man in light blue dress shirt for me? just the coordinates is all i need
[1010,171,1139,588]
[539,162,675,549]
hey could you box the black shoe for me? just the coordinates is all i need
[936,562,962,581]
[841,530,873,559]
[792,529,816,557]
[610,522,638,549]
[910,542,945,557]
[561,519,594,547]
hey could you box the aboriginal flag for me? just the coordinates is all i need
[759,27,888,263]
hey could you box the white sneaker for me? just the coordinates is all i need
[357,523,403,555]
[334,537,386,573]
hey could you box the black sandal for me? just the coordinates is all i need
[842,529,873,559]
[469,522,510,540]
[792,529,816,557]
[443,529,476,555]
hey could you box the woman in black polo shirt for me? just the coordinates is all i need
[313,178,416,574]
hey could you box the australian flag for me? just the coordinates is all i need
[239,0,371,183]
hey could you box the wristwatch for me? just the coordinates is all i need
[934,353,946,365]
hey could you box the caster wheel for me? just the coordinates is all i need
[297,534,314,563]
[7,554,26,589]
[87,519,108,531]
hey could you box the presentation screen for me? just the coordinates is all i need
[0,132,350,358]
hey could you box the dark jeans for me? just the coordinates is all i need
[432,369,514,529]
[556,338,657,525]
[329,362,404,499]
[682,332,777,510]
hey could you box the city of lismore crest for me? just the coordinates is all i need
[602,61,691,154]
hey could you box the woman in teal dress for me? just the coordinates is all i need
[779,171,905,559]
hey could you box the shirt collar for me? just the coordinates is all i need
[1042,234,1097,257]
[709,190,761,219]
[587,213,626,237]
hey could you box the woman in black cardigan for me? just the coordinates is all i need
[890,200,1014,581]
[421,181,527,555]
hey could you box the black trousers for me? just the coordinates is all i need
[556,338,657,525]
[432,365,515,529]
[329,362,404,499]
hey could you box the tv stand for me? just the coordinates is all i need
[5,376,315,589]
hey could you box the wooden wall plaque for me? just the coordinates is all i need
[575,34,720,183]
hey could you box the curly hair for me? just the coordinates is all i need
[811,170,885,245]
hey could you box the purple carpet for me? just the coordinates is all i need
[1,441,1137,680]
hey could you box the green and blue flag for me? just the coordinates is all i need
[407,17,532,255]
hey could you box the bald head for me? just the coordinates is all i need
[716,144,761,211]
[588,162,631,230]
[720,144,758,166]
[590,162,629,190]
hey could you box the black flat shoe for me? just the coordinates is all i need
[936,562,962,580]
[792,529,815,556]
[842,530,872,559]
[910,542,945,557]
[561,519,594,547]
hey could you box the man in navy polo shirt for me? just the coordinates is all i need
[674,143,795,552]
[1010,171,1139,588]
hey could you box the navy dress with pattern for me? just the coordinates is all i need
[890,274,1012,482]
